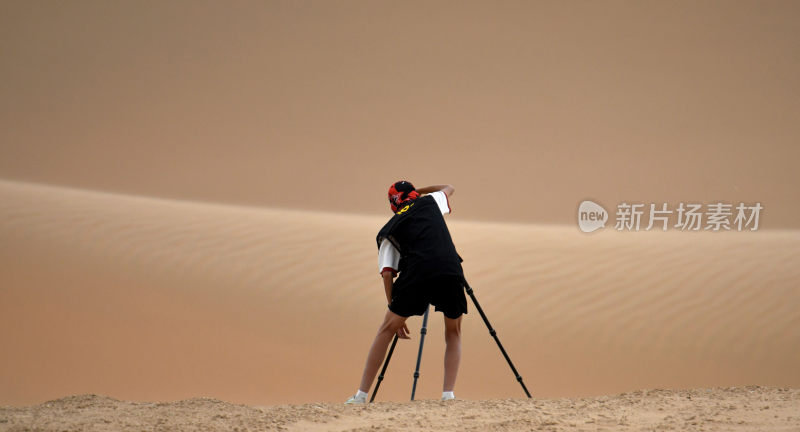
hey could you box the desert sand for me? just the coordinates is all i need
[1,180,798,408]
[1,1,799,227]
[2,1,800,431]
[2,387,799,431]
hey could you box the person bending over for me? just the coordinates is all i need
[346,181,467,404]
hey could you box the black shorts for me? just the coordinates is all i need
[389,274,468,319]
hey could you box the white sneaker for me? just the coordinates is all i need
[345,394,367,404]
[441,393,455,401]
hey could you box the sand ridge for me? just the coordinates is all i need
[1,387,799,431]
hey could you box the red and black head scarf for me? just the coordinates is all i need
[388,180,420,213]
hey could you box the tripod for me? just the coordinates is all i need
[369,279,532,402]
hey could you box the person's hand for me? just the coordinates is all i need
[396,323,411,339]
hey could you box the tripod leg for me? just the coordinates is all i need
[370,334,399,403]
[410,305,430,401]
[464,280,532,398]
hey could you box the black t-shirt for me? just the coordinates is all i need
[376,195,463,285]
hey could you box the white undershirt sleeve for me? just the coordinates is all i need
[429,191,451,215]
[378,238,401,275]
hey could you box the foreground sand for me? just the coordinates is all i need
[1,387,799,432]
[1,180,799,406]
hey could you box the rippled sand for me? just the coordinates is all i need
[2,180,798,407]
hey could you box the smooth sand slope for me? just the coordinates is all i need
[2,1,799,228]
[1,180,799,407]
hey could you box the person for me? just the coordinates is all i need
[345,181,467,404]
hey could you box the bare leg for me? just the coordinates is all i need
[358,310,408,393]
[443,315,462,392]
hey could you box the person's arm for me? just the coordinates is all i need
[416,184,455,197]
[382,270,394,305]
[382,269,410,339]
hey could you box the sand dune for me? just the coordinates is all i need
[1,179,799,408]
[2,1,799,228]
[2,387,799,431]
